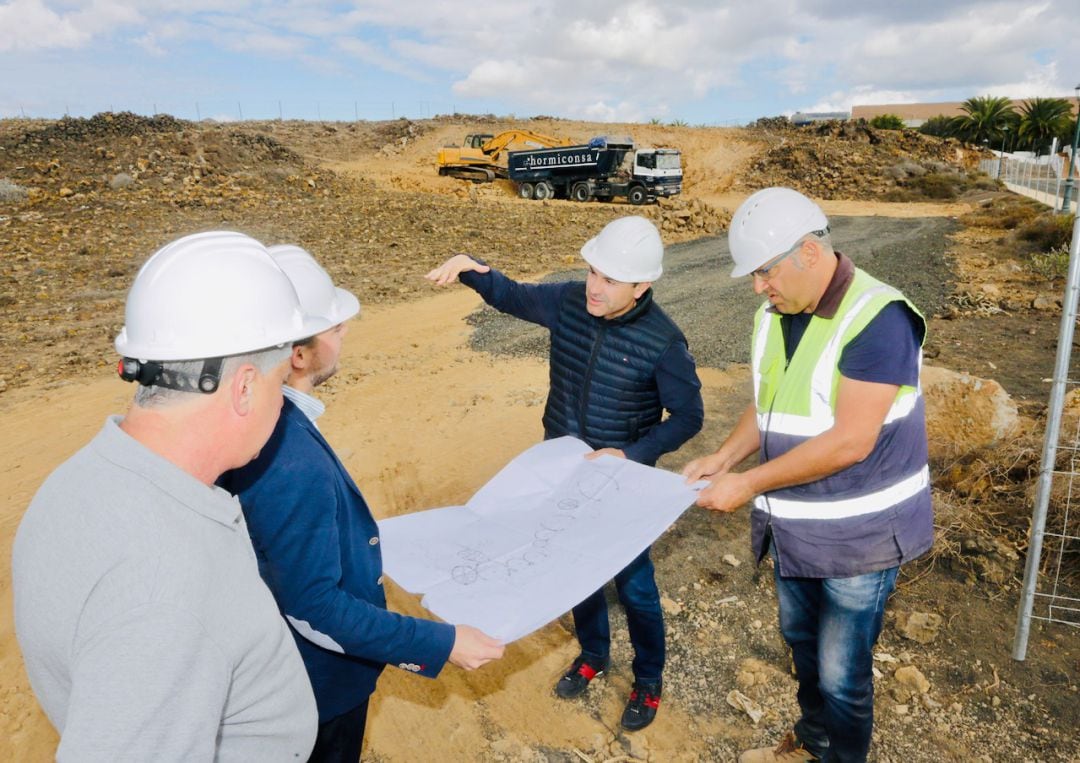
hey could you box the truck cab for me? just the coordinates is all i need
[633,148,682,199]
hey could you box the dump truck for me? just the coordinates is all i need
[507,137,682,204]
[436,129,573,182]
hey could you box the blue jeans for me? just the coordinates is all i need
[571,547,664,682]
[774,563,898,763]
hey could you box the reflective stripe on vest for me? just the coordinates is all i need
[753,285,920,438]
[753,464,930,519]
[751,269,927,524]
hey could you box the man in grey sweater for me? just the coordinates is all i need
[13,231,327,761]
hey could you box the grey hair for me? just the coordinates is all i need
[133,345,292,408]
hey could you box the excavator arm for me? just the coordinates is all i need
[437,129,573,182]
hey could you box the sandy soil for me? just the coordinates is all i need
[0,285,745,761]
[2,115,1076,761]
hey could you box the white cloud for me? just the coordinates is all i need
[452,60,530,95]
[2,0,1078,122]
[1,0,94,50]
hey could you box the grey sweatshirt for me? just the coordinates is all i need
[13,417,317,762]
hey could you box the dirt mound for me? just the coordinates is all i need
[738,120,988,200]
[14,111,187,143]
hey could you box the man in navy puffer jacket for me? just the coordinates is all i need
[221,245,504,763]
[426,216,703,731]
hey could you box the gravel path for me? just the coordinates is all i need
[466,216,958,368]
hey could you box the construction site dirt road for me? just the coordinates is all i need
[0,113,1076,761]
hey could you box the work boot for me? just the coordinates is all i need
[554,655,608,699]
[620,679,661,731]
[738,731,818,762]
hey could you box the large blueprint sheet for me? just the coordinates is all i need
[377,437,701,642]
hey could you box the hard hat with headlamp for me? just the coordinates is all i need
[114,231,332,392]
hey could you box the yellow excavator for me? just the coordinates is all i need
[436,129,574,182]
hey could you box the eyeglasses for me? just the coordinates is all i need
[749,228,828,280]
[750,240,804,280]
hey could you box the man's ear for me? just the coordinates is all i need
[231,365,258,416]
[633,281,653,299]
[802,238,824,267]
[291,344,308,372]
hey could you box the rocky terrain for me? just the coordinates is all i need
[1,113,1077,762]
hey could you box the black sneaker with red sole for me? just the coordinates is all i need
[621,679,662,731]
[554,655,609,699]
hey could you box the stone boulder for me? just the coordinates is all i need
[922,365,1021,461]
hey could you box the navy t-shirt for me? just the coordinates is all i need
[782,301,923,387]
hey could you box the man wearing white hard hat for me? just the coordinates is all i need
[682,188,933,763]
[13,231,325,761]
[221,245,504,762]
[427,216,703,731]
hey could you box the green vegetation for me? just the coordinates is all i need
[869,113,905,130]
[1017,97,1073,156]
[918,115,954,138]
[911,94,1076,156]
[950,95,1018,146]
[1029,245,1071,282]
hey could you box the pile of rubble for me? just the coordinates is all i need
[738,120,985,199]
[648,195,730,238]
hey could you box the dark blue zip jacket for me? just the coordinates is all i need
[219,399,455,722]
[460,266,703,466]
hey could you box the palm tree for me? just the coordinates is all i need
[1018,97,1072,156]
[950,95,1018,146]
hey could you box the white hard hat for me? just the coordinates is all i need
[728,187,829,277]
[268,244,360,326]
[115,231,333,361]
[580,216,663,282]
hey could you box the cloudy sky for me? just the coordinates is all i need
[1,0,1077,124]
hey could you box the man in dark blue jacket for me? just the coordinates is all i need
[221,245,504,763]
[426,216,703,731]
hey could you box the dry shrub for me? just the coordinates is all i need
[918,435,1042,586]
[1014,212,1076,254]
[959,196,1042,230]
[921,419,1080,591]
[882,171,982,202]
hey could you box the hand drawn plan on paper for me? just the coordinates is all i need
[377,437,702,643]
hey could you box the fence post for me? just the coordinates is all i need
[1013,216,1080,660]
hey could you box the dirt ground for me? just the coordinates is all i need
[0,115,1077,761]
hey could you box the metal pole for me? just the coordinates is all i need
[1062,85,1080,214]
[1014,216,1080,660]
[998,128,1009,179]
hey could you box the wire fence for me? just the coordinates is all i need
[979,154,1079,212]
[1014,215,1080,660]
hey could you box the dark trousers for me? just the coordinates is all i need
[774,563,898,763]
[571,547,665,681]
[308,700,369,763]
